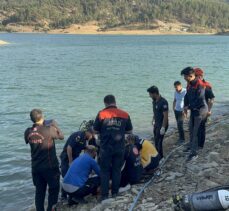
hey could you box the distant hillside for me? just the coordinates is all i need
[0,0,229,33]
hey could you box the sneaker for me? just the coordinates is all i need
[119,184,131,193]
[72,197,88,204]
[68,198,78,206]
[98,196,108,203]
[186,153,198,162]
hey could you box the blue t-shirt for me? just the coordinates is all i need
[63,153,100,188]
[174,88,186,111]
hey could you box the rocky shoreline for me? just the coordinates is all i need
[18,112,227,211]
[55,113,229,211]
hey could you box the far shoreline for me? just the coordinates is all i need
[1,21,227,36]
[0,31,219,36]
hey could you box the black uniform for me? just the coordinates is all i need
[153,96,169,159]
[60,131,96,177]
[60,131,97,199]
[120,144,143,187]
[24,123,63,211]
[94,105,133,198]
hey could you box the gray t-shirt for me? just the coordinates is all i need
[174,88,186,111]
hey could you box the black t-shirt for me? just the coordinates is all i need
[153,96,169,128]
[24,124,60,171]
[94,106,133,148]
[123,144,143,182]
[60,131,97,162]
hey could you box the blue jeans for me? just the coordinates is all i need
[174,110,185,141]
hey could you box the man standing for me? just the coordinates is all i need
[181,67,208,162]
[24,109,64,211]
[147,86,169,160]
[194,68,215,149]
[173,81,186,144]
[93,95,133,201]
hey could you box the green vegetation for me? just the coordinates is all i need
[0,0,229,31]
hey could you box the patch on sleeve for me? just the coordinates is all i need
[75,136,81,142]
[163,104,168,109]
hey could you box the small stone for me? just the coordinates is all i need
[131,188,139,195]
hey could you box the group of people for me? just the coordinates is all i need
[24,67,214,211]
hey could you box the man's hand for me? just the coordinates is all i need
[152,119,155,126]
[160,127,166,135]
[207,111,212,117]
[183,107,188,118]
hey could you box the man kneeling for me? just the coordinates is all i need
[62,145,100,205]
[128,135,160,173]
[120,136,143,189]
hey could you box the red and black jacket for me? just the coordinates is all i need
[93,106,133,148]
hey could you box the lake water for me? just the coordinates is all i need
[0,34,229,210]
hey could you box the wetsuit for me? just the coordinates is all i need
[120,144,143,187]
[24,123,63,211]
[185,78,208,155]
[94,105,133,198]
[153,96,169,159]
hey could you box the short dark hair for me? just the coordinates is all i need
[174,81,181,86]
[30,109,43,123]
[180,67,195,76]
[104,95,116,105]
[147,86,159,95]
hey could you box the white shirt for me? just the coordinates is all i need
[174,88,186,111]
